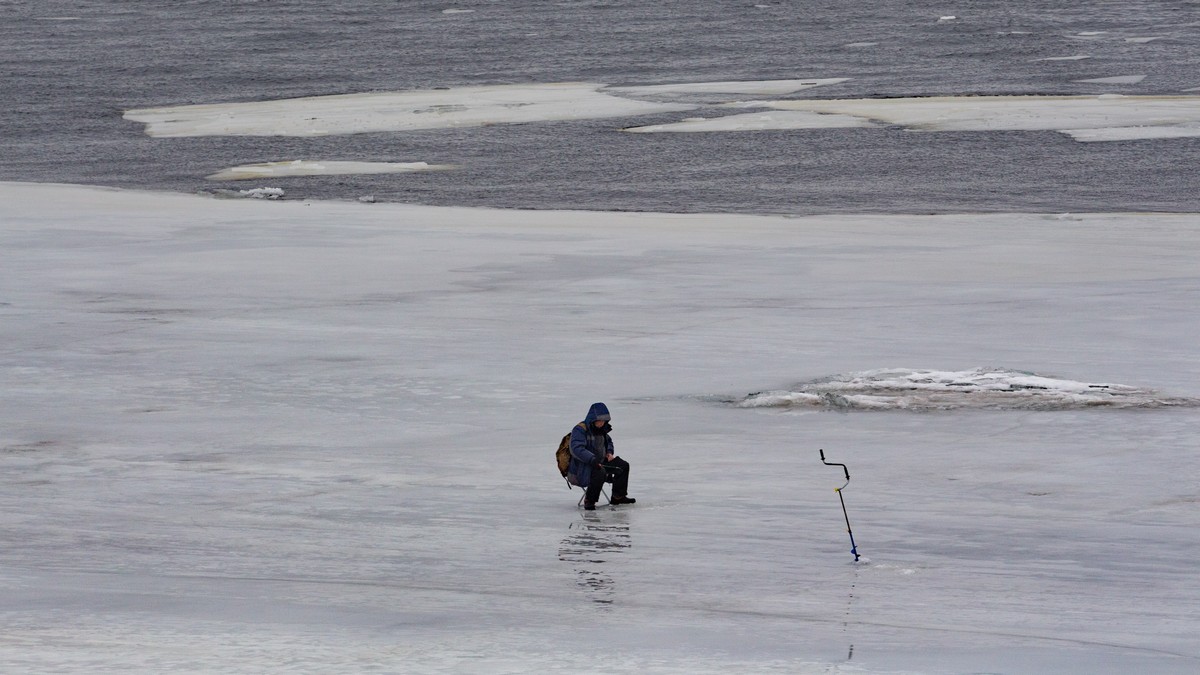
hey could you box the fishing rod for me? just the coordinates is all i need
[820,449,860,562]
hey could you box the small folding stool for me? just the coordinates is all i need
[564,473,610,508]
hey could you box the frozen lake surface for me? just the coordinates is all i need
[3,183,1199,673]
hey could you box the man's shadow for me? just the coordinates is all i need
[557,511,632,605]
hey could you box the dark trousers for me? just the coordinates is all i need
[586,456,630,504]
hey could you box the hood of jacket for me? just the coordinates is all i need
[584,402,611,425]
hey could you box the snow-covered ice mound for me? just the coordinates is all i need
[736,368,1197,411]
[234,187,285,200]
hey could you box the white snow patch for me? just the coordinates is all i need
[937,15,957,23]
[625,110,877,133]
[206,160,454,181]
[1125,36,1165,43]
[442,8,475,13]
[124,83,696,137]
[844,42,878,48]
[610,78,849,97]
[1074,75,1147,85]
[737,368,1198,411]
[1035,55,1091,61]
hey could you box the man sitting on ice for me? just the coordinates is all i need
[568,402,636,510]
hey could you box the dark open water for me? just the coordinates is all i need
[2,0,1199,214]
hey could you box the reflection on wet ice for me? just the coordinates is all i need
[557,513,631,605]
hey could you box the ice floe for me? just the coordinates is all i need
[630,95,1200,142]
[735,368,1198,411]
[124,83,696,137]
[1074,75,1147,85]
[1069,32,1167,45]
[206,160,453,181]
[1061,125,1200,141]
[625,110,876,133]
[610,78,848,97]
[747,95,1198,131]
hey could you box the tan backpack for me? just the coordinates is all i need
[555,423,586,478]
[555,433,572,478]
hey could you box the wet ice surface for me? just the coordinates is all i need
[3,184,1199,673]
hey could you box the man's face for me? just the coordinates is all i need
[593,419,607,428]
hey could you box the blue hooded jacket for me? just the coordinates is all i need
[567,402,614,488]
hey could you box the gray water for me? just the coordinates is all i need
[3,0,1199,214]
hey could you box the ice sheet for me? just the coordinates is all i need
[206,160,453,181]
[2,183,1199,673]
[123,83,696,137]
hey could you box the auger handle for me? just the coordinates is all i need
[820,448,850,482]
